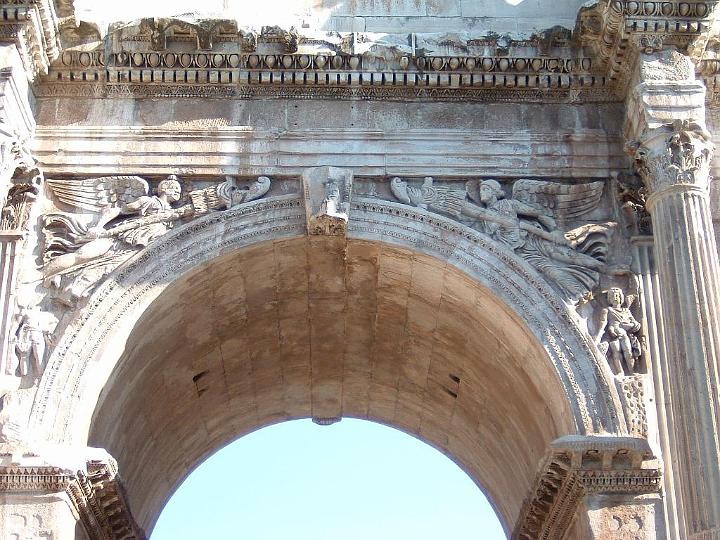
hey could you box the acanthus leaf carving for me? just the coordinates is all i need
[389,176,616,304]
[42,174,272,305]
[628,119,714,208]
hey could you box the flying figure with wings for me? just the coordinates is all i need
[43,175,184,280]
[42,174,272,304]
[390,176,613,303]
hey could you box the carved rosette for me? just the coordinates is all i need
[629,120,714,210]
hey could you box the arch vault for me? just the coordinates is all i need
[19,177,660,538]
[5,0,720,537]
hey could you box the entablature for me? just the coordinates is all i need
[0,0,715,103]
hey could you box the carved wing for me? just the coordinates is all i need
[46,176,149,213]
[511,179,605,221]
[390,177,465,217]
[244,176,271,203]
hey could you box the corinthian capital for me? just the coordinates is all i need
[626,120,714,209]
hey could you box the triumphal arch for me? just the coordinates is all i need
[0,0,719,537]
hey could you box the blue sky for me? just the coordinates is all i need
[152,419,506,539]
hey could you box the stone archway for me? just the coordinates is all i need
[22,184,642,537]
[89,237,578,534]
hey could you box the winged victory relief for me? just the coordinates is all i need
[390,177,615,303]
[42,174,271,304]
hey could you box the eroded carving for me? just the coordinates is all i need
[628,120,714,206]
[596,286,643,376]
[9,304,57,380]
[304,167,352,236]
[0,127,41,233]
[618,374,649,438]
[8,512,53,540]
[42,174,271,304]
[0,183,38,233]
[617,172,651,236]
[389,177,614,303]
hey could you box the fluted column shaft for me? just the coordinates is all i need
[632,120,720,538]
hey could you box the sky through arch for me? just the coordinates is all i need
[151,419,506,539]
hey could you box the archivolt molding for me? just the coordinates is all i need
[349,197,625,435]
[27,185,631,444]
[8,0,716,103]
[25,168,644,444]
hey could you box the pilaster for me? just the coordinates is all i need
[625,49,720,539]
[0,42,39,392]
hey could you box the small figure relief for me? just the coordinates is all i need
[596,286,644,376]
[304,167,352,236]
[389,177,614,303]
[42,174,271,304]
[8,303,57,380]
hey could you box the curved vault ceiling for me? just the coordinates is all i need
[89,237,575,534]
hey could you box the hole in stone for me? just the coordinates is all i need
[444,388,458,399]
[192,370,209,384]
[449,374,461,384]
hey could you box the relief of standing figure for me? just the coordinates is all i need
[596,287,643,375]
[11,304,57,379]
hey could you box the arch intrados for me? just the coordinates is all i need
[28,195,625,532]
[88,236,573,533]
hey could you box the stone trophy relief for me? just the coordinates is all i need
[41,174,274,306]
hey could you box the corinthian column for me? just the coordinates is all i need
[626,49,720,539]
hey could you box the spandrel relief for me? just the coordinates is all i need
[596,285,644,376]
[385,176,622,304]
[9,302,57,380]
[42,174,272,305]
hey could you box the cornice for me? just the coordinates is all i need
[0,0,60,80]
[67,459,145,540]
[0,453,144,540]
[34,47,612,103]
[512,435,661,540]
[22,1,719,103]
[2,2,720,102]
